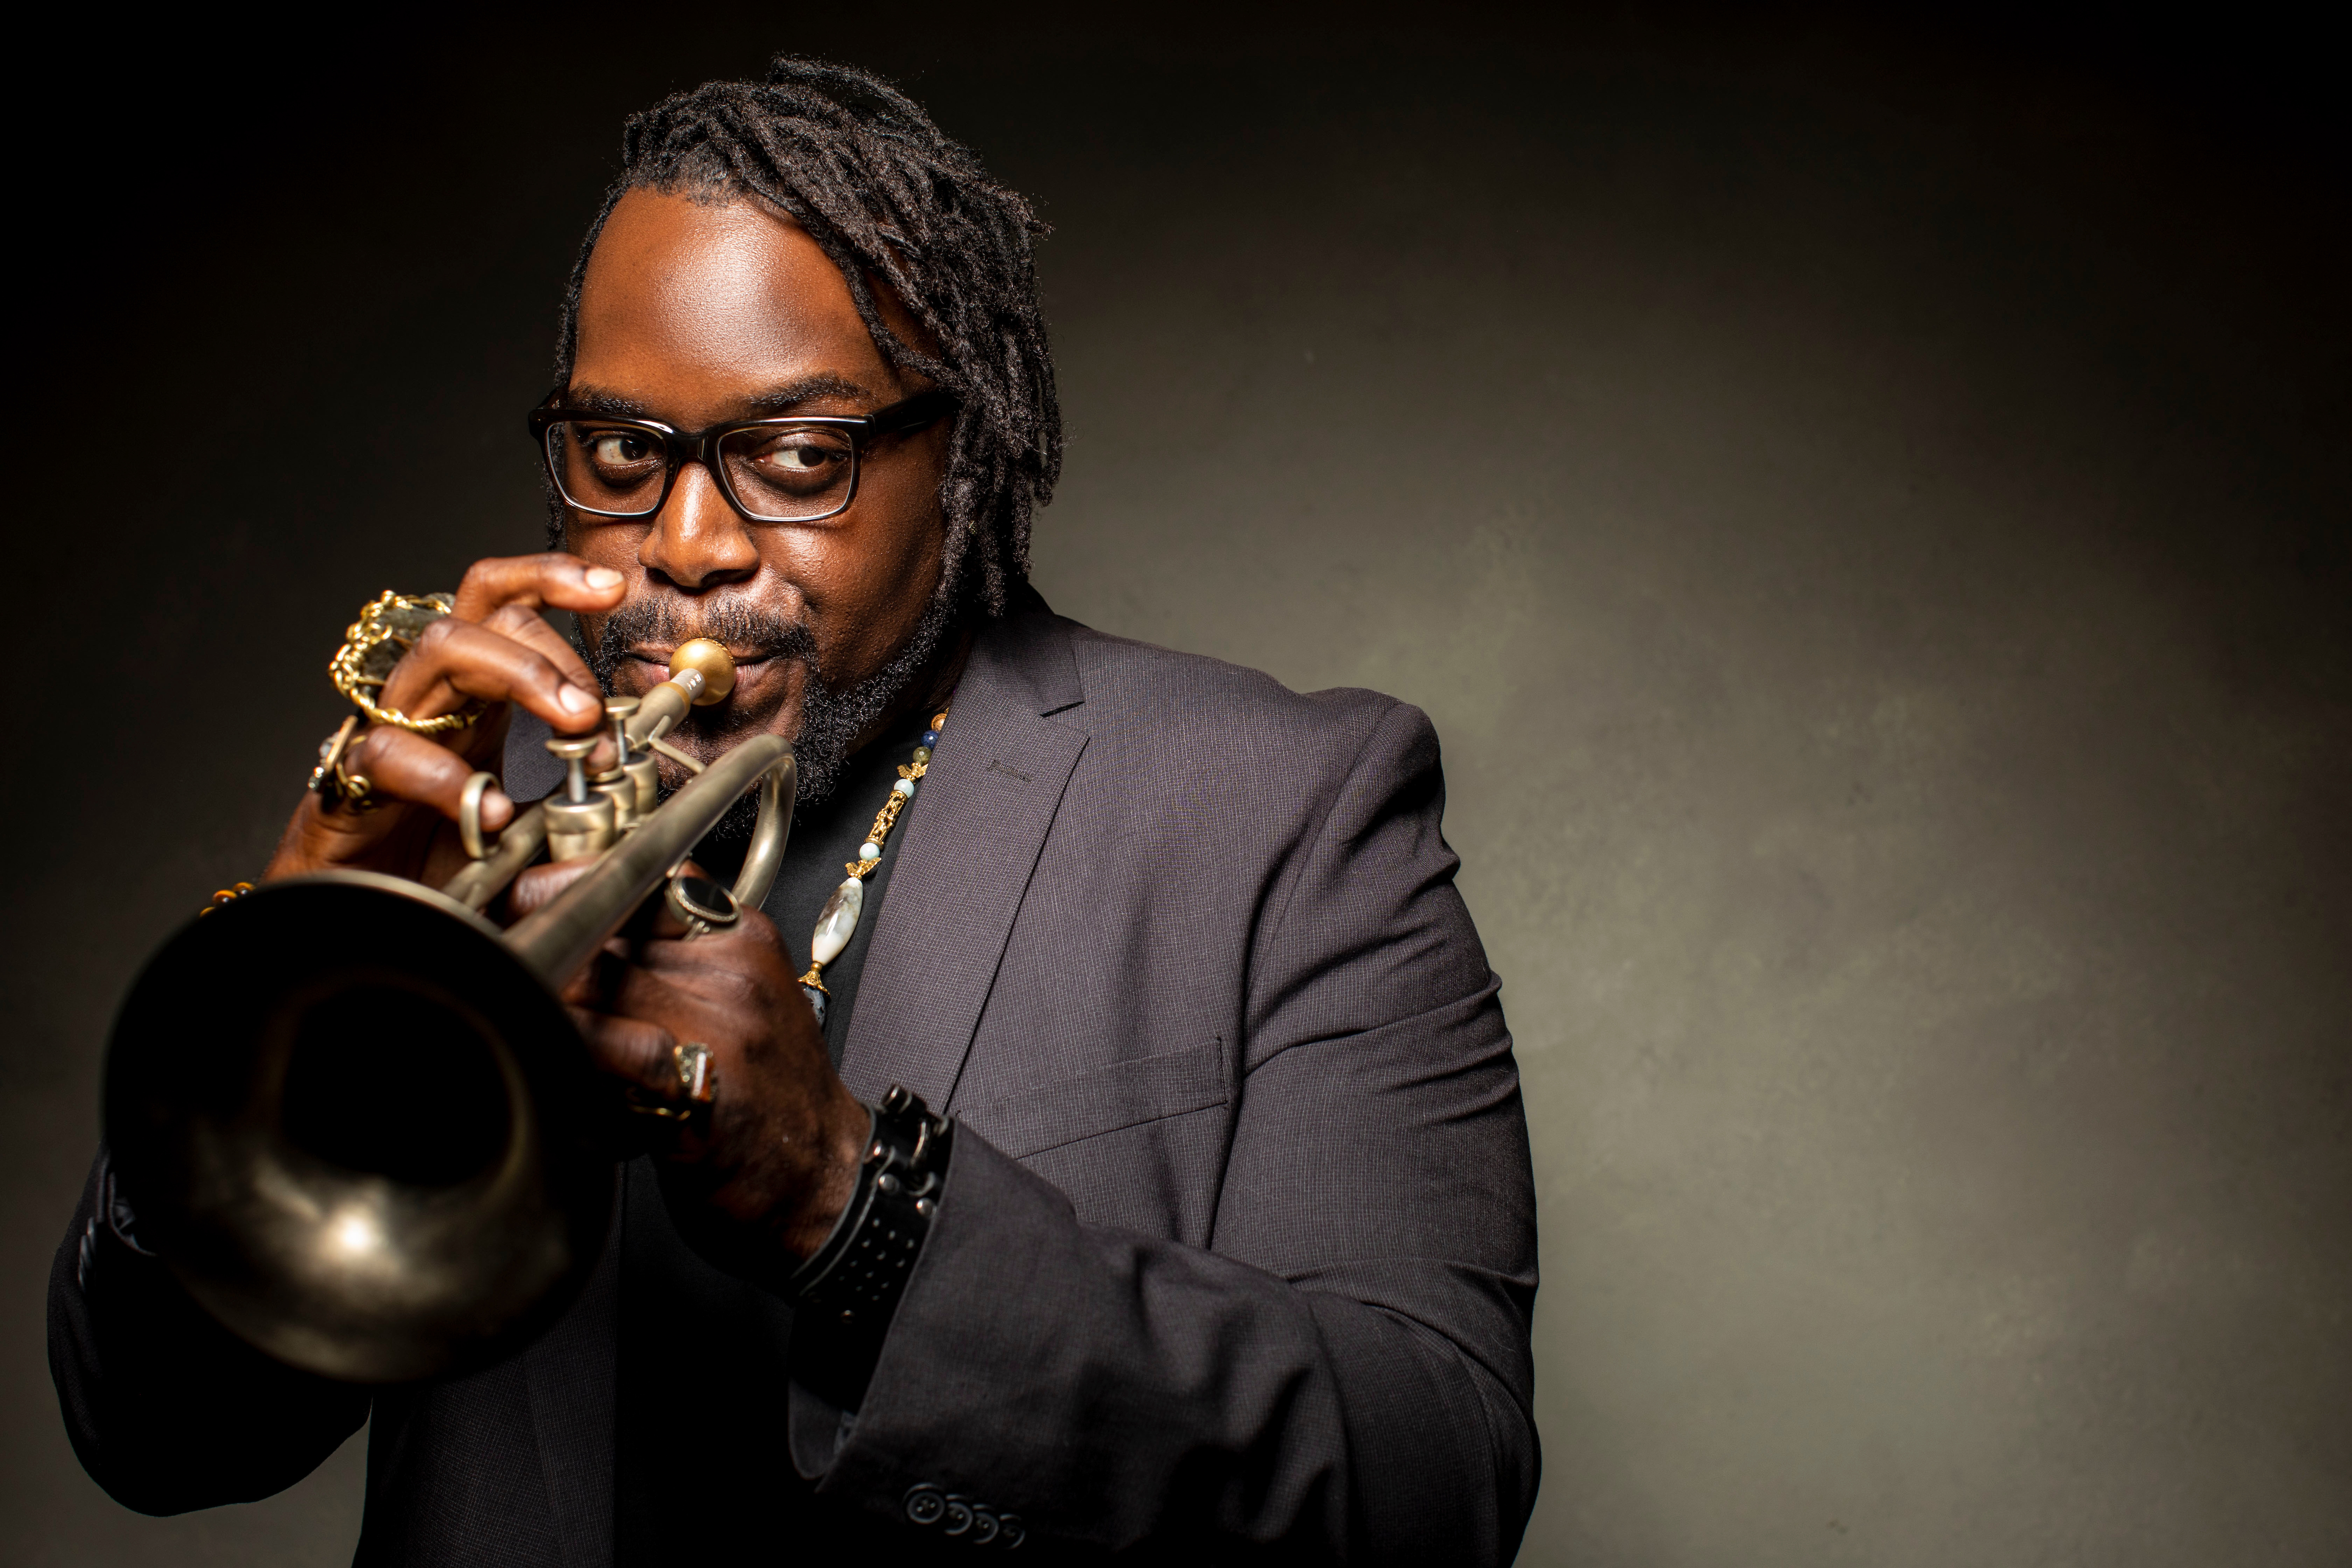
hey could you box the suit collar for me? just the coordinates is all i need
[982,583,1085,717]
[839,604,1087,1109]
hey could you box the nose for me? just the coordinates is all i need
[637,462,758,591]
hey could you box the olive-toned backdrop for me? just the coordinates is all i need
[6,9,2345,1565]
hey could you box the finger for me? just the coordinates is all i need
[635,859,728,943]
[482,602,600,693]
[642,904,694,943]
[449,553,626,623]
[352,726,514,830]
[384,616,606,735]
[628,907,777,970]
[622,915,803,1022]
[587,928,776,1037]
[569,1007,683,1095]
[507,857,601,920]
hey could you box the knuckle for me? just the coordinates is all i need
[373,732,439,785]
[634,1034,678,1082]
[520,648,566,689]
[486,604,542,638]
[355,726,400,772]
[411,615,461,659]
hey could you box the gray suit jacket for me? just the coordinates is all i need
[52,604,1540,1563]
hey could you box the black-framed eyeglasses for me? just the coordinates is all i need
[527,387,956,525]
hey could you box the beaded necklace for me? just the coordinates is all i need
[796,706,948,1024]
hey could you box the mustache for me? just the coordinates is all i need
[580,585,959,821]
[585,596,819,690]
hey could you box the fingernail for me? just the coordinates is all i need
[584,566,623,589]
[561,685,598,714]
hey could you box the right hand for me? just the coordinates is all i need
[264,554,627,885]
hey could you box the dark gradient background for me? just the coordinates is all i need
[5,8,2346,1564]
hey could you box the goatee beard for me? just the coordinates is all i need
[583,593,958,841]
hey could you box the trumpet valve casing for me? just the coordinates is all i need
[590,777,638,832]
[543,735,616,861]
[619,755,660,817]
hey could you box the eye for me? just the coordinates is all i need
[717,426,858,517]
[753,436,847,474]
[589,432,655,468]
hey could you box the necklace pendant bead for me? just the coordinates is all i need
[811,877,865,965]
[796,703,945,1029]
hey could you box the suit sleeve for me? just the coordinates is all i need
[793,700,1541,1562]
[48,1150,371,1515]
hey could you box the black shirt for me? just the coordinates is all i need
[610,704,933,1563]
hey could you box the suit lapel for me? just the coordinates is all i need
[841,610,1086,1110]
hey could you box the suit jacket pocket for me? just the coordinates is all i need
[955,1042,1230,1162]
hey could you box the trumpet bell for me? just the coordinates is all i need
[104,872,612,1383]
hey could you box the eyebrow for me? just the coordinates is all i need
[563,373,885,424]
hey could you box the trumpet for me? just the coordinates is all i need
[103,637,794,1383]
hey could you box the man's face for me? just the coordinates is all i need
[565,188,952,770]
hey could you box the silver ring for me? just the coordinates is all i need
[663,870,742,939]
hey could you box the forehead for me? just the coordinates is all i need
[572,188,891,421]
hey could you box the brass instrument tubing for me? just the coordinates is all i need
[442,804,549,910]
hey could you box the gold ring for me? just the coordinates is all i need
[307,716,360,797]
[328,589,486,735]
[625,1041,718,1121]
[673,1041,716,1102]
[306,717,378,811]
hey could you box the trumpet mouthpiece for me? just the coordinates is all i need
[667,638,735,706]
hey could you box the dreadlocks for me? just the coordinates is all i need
[553,56,1060,616]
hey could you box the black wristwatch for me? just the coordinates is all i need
[790,1084,952,1357]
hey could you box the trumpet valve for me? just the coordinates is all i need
[620,755,660,817]
[544,735,617,862]
[592,777,638,832]
[546,794,617,862]
[592,697,647,830]
[603,695,641,765]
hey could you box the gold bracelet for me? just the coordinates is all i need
[199,882,256,917]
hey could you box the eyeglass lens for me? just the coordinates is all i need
[548,421,858,521]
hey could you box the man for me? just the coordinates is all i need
[52,58,1539,1564]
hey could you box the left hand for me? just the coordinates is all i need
[514,860,868,1276]
[267,556,626,887]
